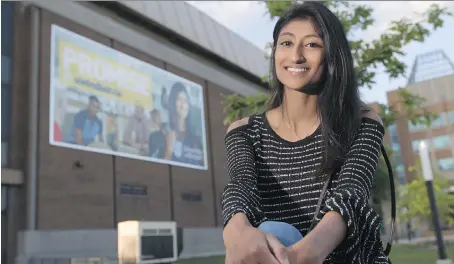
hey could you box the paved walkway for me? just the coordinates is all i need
[394,235,454,244]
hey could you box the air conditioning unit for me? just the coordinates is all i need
[118,221,178,264]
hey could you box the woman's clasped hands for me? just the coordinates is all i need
[223,216,323,264]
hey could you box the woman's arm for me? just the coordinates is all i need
[222,117,265,228]
[223,118,282,264]
[291,112,385,262]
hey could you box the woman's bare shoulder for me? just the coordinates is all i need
[362,110,383,126]
[227,117,250,133]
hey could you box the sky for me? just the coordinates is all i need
[187,1,454,104]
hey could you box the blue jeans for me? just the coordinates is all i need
[258,221,303,247]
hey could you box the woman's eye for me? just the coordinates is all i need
[306,42,321,48]
[280,41,292,46]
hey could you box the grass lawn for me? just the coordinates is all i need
[177,244,454,264]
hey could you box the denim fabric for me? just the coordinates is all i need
[258,221,303,247]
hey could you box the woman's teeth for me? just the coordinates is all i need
[287,67,308,74]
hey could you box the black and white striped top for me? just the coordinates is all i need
[221,113,390,264]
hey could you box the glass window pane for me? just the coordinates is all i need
[1,1,14,56]
[432,113,445,127]
[408,121,425,132]
[1,142,7,167]
[437,158,454,171]
[448,111,454,124]
[432,135,451,150]
[391,134,399,143]
[1,85,11,140]
[1,55,11,84]
[412,140,420,152]
[1,185,7,212]
[394,155,403,166]
[392,143,400,152]
[389,124,397,135]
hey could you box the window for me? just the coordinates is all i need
[408,121,426,132]
[1,1,14,57]
[431,113,446,128]
[389,124,397,135]
[395,164,405,174]
[1,85,11,140]
[1,1,14,170]
[432,135,451,150]
[391,143,400,152]
[1,55,11,84]
[412,140,421,153]
[1,142,7,167]
[394,155,403,166]
[388,124,400,143]
[1,186,7,212]
[448,111,454,124]
[437,158,454,171]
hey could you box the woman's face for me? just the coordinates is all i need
[175,91,189,120]
[274,19,325,91]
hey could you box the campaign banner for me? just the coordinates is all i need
[50,24,208,170]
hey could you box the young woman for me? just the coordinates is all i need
[164,82,204,166]
[221,2,390,264]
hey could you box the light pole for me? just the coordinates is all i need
[419,141,451,264]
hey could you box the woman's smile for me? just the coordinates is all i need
[285,66,310,76]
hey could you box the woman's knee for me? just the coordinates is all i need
[258,221,303,247]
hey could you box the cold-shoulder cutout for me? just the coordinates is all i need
[362,110,383,126]
[226,117,250,134]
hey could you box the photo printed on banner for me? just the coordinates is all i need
[49,24,207,170]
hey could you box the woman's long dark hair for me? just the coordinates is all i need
[268,2,368,177]
[168,81,190,132]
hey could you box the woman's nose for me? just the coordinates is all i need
[291,45,306,64]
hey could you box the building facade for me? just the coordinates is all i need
[1,1,268,262]
[386,50,454,183]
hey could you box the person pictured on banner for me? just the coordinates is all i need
[53,87,68,142]
[106,112,119,151]
[164,81,204,167]
[148,109,167,159]
[66,95,104,146]
[122,104,149,153]
[161,86,168,111]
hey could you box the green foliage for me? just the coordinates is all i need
[371,144,395,202]
[397,162,454,225]
[223,93,268,125]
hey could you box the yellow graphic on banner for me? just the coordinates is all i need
[58,40,153,108]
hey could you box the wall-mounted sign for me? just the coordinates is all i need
[181,191,202,202]
[49,24,208,170]
[120,183,148,197]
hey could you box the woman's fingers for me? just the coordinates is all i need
[265,233,291,264]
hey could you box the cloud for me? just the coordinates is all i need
[358,1,454,42]
[187,1,274,49]
[187,1,266,32]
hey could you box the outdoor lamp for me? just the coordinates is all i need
[418,140,451,264]
[419,141,433,181]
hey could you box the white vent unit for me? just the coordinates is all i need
[118,221,178,264]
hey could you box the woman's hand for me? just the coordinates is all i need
[224,214,289,264]
[287,237,325,264]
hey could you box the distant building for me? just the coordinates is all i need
[1,1,269,262]
[386,50,454,183]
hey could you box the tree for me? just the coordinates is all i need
[223,1,452,125]
[397,162,454,226]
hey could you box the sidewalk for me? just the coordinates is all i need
[395,235,454,245]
